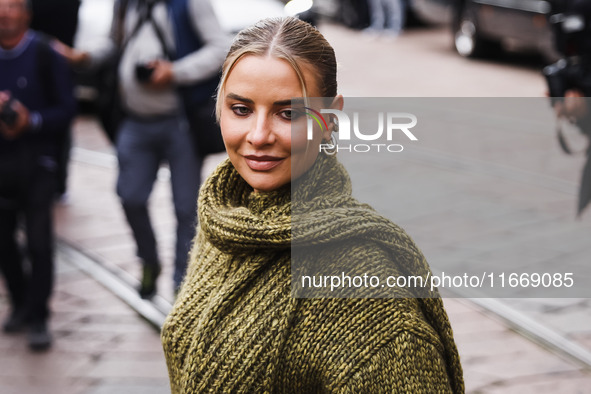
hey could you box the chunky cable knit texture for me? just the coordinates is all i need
[161,153,464,393]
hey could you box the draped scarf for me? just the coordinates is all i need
[162,153,464,393]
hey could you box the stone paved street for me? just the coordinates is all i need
[0,247,169,394]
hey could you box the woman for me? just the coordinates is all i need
[161,17,464,393]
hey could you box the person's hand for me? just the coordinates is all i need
[555,89,587,119]
[51,39,90,66]
[147,59,174,89]
[0,92,30,140]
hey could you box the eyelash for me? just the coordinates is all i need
[231,105,251,116]
[230,105,298,121]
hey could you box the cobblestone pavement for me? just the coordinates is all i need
[1,23,591,393]
[0,248,170,394]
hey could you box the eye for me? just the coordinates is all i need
[279,109,293,120]
[231,105,251,116]
[279,109,303,121]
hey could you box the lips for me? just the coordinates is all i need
[243,155,285,171]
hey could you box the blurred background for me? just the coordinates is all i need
[73,0,562,107]
[2,0,591,393]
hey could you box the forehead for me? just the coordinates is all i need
[226,55,320,98]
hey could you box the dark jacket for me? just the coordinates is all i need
[0,31,77,156]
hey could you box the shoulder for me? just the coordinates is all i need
[278,297,453,391]
[13,32,57,69]
[294,228,431,299]
[30,31,52,49]
[30,32,67,66]
[339,328,457,393]
[294,297,436,343]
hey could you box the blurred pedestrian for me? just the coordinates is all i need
[0,0,76,350]
[60,0,229,298]
[545,0,591,216]
[28,0,81,202]
[365,0,405,37]
[162,17,464,393]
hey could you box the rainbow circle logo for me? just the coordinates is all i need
[304,107,328,132]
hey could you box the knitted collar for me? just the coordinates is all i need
[199,153,433,287]
[198,152,352,253]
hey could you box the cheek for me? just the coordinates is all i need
[291,118,323,155]
[290,132,306,153]
[290,118,310,152]
[290,124,321,178]
[220,116,242,150]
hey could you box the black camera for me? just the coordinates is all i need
[544,3,591,102]
[543,59,590,99]
[135,63,154,83]
[0,97,18,127]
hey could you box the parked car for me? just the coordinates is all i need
[413,0,560,61]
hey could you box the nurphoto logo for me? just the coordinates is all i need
[305,108,418,154]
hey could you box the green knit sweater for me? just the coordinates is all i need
[161,153,464,393]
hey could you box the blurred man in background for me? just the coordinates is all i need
[545,0,591,216]
[60,0,229,298]
[0,0,76,350]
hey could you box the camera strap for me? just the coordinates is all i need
[143,2,175,60]
[118,0,156,54]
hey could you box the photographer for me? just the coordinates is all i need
[0,0,76,350]
[544,0,591,216]
[58,0,229,299]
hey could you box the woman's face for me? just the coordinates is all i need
[219,55,339,193]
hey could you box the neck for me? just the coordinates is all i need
[0,30,26,50]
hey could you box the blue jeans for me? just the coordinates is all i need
[115,115,202,288]
[368,0,405,33]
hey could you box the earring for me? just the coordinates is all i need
[331,116,339,133]
[323,133,338,155]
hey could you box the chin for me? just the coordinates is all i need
[238,166,290,193]
[246,177,289,194]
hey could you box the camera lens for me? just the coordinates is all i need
[0,98,18,127]
[135,63,154,82]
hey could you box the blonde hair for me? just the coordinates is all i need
[216,17,338,120]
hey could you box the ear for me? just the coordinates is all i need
[331,94,344,111]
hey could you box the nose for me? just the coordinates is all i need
[246,112,275,147]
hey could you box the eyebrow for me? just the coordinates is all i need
[225,93,305,107]
[226,93,253,104]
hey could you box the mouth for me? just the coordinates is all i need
[243,155,285,171]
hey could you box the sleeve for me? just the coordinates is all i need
[32,46,77,135]
[171,0,231,85]
[337,332,456,394]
